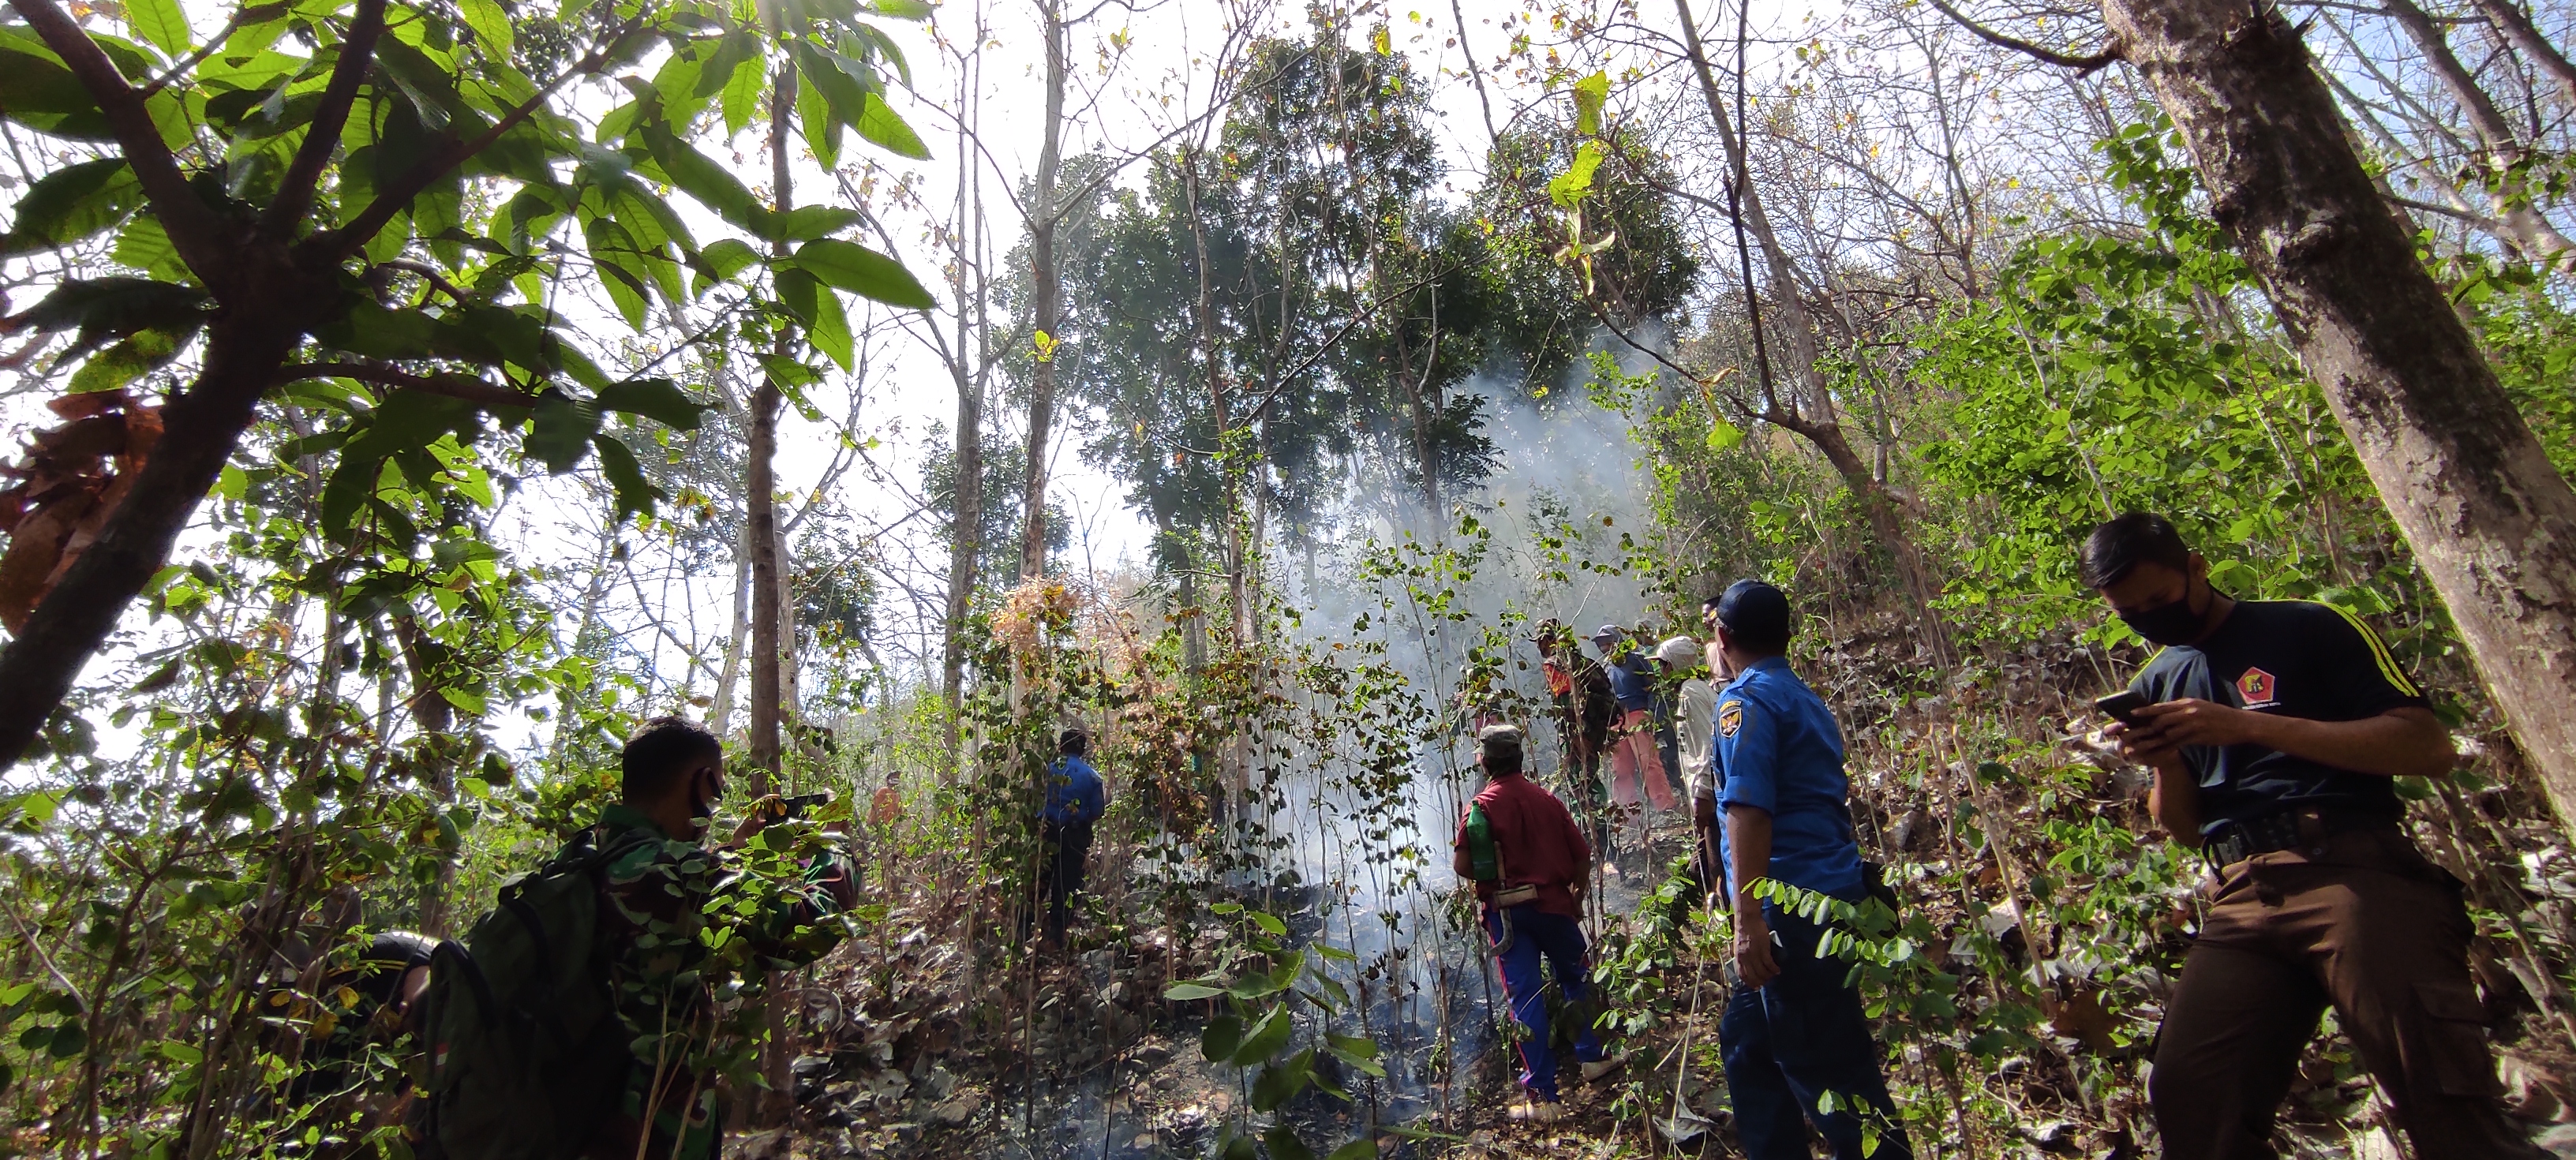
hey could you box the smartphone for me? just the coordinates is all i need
[2093,690,2151,726]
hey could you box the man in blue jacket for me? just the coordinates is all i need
[1704,581,1911,1160]
[1038,727,1106,948]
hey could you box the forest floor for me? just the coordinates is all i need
[718,620,2576,1160]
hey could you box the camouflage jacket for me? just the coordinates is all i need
[583,803,856,1160]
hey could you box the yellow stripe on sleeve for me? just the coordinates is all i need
[2308,601,2421,698]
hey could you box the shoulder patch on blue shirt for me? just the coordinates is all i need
[1717,698,1745,738]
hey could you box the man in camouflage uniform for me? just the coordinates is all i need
[583,717,859,1160]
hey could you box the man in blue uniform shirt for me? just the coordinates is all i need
[1703,580,1911,1160]
[1037,728,1106,948]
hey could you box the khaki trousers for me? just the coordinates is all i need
[2149,826,2543,1159]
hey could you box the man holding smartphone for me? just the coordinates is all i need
[2085,513,2542,1160]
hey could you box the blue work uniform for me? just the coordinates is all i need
[1034,754,1106,945]
[1707,656,1910,1160]
[1603,651,1656,713]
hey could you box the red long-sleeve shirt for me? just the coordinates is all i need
[1453,773,1592,918]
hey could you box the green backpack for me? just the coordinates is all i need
[408,829,650,1159]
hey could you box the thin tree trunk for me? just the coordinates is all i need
[751,60,792,795]
[712,522,750,735]
[1018,0,1068,583]
[940,55,987,760]
[1672,0,1951,655]
[2379,0,2574,258]
[2099,0,2576,836]
[2466,0,2576,109]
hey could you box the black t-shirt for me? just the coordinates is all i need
[2126,599,2428,836]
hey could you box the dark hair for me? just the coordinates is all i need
[1059,728,1088,757]
[1480,735,1523,775]
[622,716,721,801]
[2081,512,2192,589]
[1713,578,1792,653]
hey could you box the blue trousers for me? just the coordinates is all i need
[1720,900,1912,1160]
[1484,904,1605,1099]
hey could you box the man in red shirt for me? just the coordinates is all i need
[1453,724,1623,1121]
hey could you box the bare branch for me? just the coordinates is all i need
[1922,0,2123,75]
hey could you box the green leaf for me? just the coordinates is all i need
[1262,1125,1317,1160]
[696,238,761,283]
[808,282,854,369]
[641,125,759,226]
[1230,1004,1292,1067]
[1197,1011,1242,1059]
[526,392,602,473]
[1249,1049,1313,1112]
[761,205,862,243]
[126,0,190,57]
[1571,69,1608,137]
[1250,911,1287,936]
[720,51,766,139]
[1547,139,1606,208]
[593,433,664,521]
[458,0,511,54]
[596,378,707,430]
[66,326,191,393]
[796,66,839,168]
[855,92,928,159]
[864,0,934,17]
[790,238,932,309]
[1706,415,1743,451]
[4,158,141,254]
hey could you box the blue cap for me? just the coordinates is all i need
[1713,579,1792,647]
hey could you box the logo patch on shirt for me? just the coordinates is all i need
[2237,667,2278,708]
[1717,699,1745,739]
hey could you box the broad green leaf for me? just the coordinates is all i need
[696,238,761,283]
[127,0,189,54]
[755,354,822,390]
[796,66,838,168]
[66,327,191,393]
[720,52,766,139]
[593,434,665,520]
[855,92,928,159]
[1572,69,1608,137]
[808,283,854,369]
[1166,982,1226,1002]
[4,158,141,254]
[1261,1126,1316,1160]
[458,0,511,54]
[641,125,758,226]
[438,687,487,714]
[790,238,932,309]
[864,0,933,17]
[1249,911,1287,936]
[1229,1004,1291,1066]
[595,378,707,430]
[762,205,862,244]
[1249,1049,1312,1112]
[526,392,602,473]
[1196,1011,1241,1059]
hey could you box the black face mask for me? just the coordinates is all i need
[2120,583,2212,646]
[687,770,718,821]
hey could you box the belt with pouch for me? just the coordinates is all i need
[2201,805,2391,871]
[1491,884,1540,908]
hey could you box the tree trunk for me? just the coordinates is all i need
[939,75,987,760]
[1018,0,1068,584]
[750,62,792,797]
[0,309,306,768]
[2099,0,2576,835]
